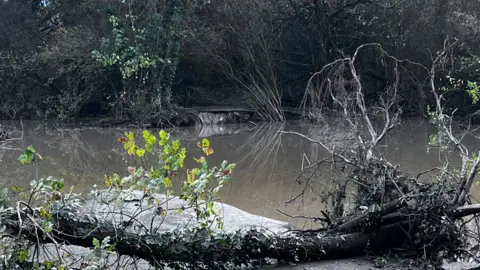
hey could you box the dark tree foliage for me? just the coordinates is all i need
[0,0,479,123]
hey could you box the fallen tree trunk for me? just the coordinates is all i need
[0,206,463,269]
[2,183,480,270]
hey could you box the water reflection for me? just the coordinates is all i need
[1,119,480,229]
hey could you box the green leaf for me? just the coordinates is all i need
[159,130,168,146]
[163,177,172,188]
[152,169,161,178]
[0,187,11,208]
[43,261,55,270]
[18,145,37,165]
[17,249,28,262]
[136,148,146,157]
[125,131,134,141]
[26,145,36,154]
[101,236,111,249]
[172,140,180,152]
[127,143,135,155]
[143,130,157,145]
[42,221,53,233]
[201,138,210,149]
[11,186,25,192]
[207,201,214,214]
[124,140,133,150]
[145,143,153,152]
[93,237,100,248]
[163,144,172,155]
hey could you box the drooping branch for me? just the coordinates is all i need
[424,38,480,206]
[302,43,405,161]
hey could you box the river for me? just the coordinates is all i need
[1,118,480,229]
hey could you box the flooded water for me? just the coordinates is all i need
[1,119,480,229]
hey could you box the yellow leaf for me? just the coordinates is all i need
[39,207,47,218]
[204,148,214,156]
[187,173,194,184]
[163,177,172,188]
[105,175,112,187]
[193,156,205,164]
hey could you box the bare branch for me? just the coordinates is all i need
[278,130,352,164]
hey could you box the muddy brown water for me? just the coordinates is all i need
[1,119,480,229]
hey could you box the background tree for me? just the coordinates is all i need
[1,0,480,124]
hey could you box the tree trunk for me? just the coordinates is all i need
[2,211,421,268]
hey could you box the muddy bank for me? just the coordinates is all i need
[17,106,304,129]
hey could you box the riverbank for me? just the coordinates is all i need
[0,106,305,129]
[2,102,478,131]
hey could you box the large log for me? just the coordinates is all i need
[2,209,415,269]
[3,191,480,269]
